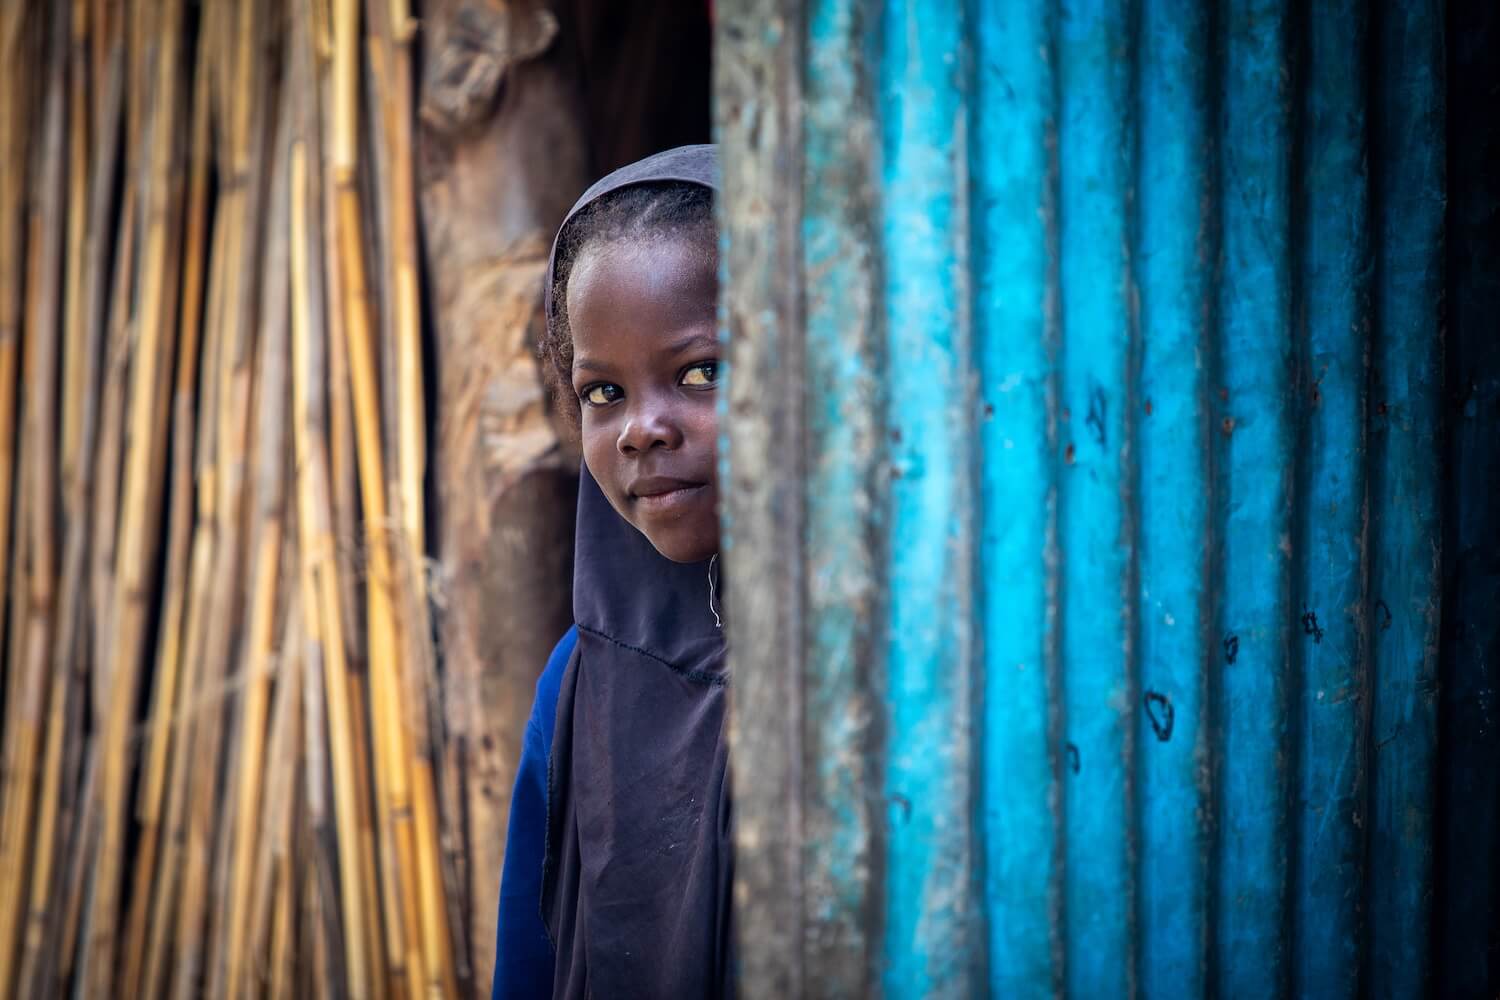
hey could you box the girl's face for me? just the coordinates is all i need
[567,233,720,563]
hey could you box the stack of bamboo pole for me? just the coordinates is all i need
[0,0,481,995]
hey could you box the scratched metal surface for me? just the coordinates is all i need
[716,0,1498,995]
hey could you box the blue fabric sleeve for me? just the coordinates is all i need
[491,625,577,1000]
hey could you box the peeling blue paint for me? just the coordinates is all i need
[719,0,1494,994]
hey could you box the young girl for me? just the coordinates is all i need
[491,145,732,999]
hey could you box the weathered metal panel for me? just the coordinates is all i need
[1214,0,1297,994]
[878,3,984,995]
[971,0,1063,996]
[1367,3,1446,996]
[718,0,1495,995]
[1135,0,1215,994]
[1055,0,1139,995]
[801,0,885,990]
[1293,2,1371,997]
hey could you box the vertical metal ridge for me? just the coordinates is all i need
[801,0,887,993]
[876,1,983,994]
[1043,4,1068,989]
[1055,0,1137,993]
[1290,2,1371,996]
[1213,0,1296,994]
[1366,2,1445,996]
[1200,1,1229,989]
[716,0,808,993]
[1134,0,1215,993]
[970,0,1062,994]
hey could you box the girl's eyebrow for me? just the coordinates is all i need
[573,330,719,377]
[660,330,720,356]
[571,355,612,375]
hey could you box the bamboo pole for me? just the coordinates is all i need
[292,134,375,1000]
[0,8,31,723]
[247,583,303,992]
[0,0,34,843]
[118,9,212,989]
[292,5,370,991]
[167,0,271,991]
[332,1,427,995]
[137,6,231,990]
[0,7,67,991]
[0,465,32,956]
[139,197,229,1000]
[86,180,134,717]
[17,31,124,1000]
[59,0,91,500]
[224,66,295,998]
[363,1,460,992]
[56,99,122,949]
[86,0,188,986]
[318,0,367,681]
[304,6,389,994]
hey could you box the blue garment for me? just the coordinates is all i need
[491,625,577,1000]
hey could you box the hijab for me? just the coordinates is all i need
[539,144,733,999]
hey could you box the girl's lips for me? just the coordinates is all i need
[632,482,708,514]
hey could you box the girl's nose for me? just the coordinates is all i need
[617,398,684,455]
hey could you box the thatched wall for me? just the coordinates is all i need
[0,0,707,996]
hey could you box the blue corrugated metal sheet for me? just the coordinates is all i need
[716,0,1500,994]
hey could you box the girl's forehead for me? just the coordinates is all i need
[573,232,716,294]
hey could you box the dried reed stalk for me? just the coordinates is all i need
[332,1,431,995]
[247,583,303,989]
[86,0,188,987]
[364,1,459,993]
[136,6,235,992]
[290,6,372,992]
[17,26,123,1000]
[293,133,376,1000]
[0,7,67,990]
[59,0,91,499]
[0,4,31,676]
[118,10,212,989]
[223,63,295,998]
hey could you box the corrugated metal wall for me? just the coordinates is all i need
[715,0,1499,996]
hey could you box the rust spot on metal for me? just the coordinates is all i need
[1219,386,1228,402]
[889,793,912,825]
[1221,416,1236,436]
[1301,608,1325,644]
[1085,385,1106,445]
[891,427,903,443]
[1065,442,1076,464]
[1376,399,1389,417]
[983,402,995,419]
[1144,691,1175,742]
[1143,398,1153,416]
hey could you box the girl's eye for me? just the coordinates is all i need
[680,362,719,388]
[582,383,623,406]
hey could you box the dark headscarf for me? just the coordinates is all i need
[540,145,733,999]
[542,142,719,327]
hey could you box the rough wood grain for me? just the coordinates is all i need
[417,0,587,981]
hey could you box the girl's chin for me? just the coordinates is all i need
[637,522,719,565]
